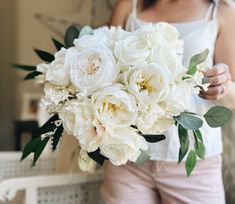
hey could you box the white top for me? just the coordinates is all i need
[126,0,222,161]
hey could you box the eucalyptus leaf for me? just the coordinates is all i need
[134,148,151,166]
[141,134,166,143]
[79,26,93,38]
[187,63,197,75]
[21,137,41,161]
[194,140,205,160]
[24,71,42,80]
[52,38,66,51]
[34,49,55,62]
[178,124,189,163]
[64,25,80,47]
[33,137,50,165]
[174,112,203,130]
[87,148,107,166]
[189,49,209,67]
[12,64,36,71]
[186,150,197,177]
[204,106,232,127]
[193,129,203,143]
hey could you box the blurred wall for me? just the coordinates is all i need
[0,0,17,150]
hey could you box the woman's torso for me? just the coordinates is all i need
[125,0,222,162]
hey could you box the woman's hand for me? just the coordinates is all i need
[199,63,232,100]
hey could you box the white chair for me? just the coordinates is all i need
[0,152,104,204]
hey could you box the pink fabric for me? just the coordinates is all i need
[100,155,225,204]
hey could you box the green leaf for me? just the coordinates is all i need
[202,77,209,84]
[204,106,232,127]
[189,49,209,67]
[187,63,197,75]
[178,124,189,163]
[79,26,93,38]
[24,71,42,80]
[33,137,50,165]
[186,150,197,177]
[34,49,55,62]
[141,134,166,143]
[193,129,203,143]
[12,64,36,71]
[21,137,41,161]
[64,25,80,47]
[52,125,64,151]
[194,140,205,160]
[88,148,107,166]
[174,112,203,131]
[52,38,66,51]
[134,148,151,166]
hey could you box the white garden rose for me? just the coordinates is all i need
[46,48,70,86]
[69,47,119,94]
[137,104,174,134]
[100,126,148,165]
[92,84,138,127]
[59,99,102,152]
[160,85,192,116]
[122,63,170,104]
[36,63,49,74]
[78,149,96,172]
[114,34,150,65]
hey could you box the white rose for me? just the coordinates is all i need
[92,84,138,127]
[36,63,49,74]
[122,63,170,104]
[137,104,174,134]
[69,47,119,94]
[100,126,148,165]
[114,34,150,65]
[42,83,69,113]
[161,85,192,116]
[46,48,70,86]
[59,99,102,152]
[151,46,185,79]
[74,29,108,51]
[78,149,96,172]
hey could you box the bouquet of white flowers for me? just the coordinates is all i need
[15,23,232,176]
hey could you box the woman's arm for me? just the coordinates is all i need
[200,2,235,110]
[109,0,132,27]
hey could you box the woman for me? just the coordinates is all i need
[100,0,235,203]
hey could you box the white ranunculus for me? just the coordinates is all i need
[59,99,103,152]
[114,34,150,66]
[100,126,148,165]
[92,84,138,127]
[78,149,96,172]
[46,48,70,86]
[122,63,170,104]
[69,47,119,94]
[137,104,174,134]
[160,85,192,116]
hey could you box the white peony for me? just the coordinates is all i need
[122,63,170,104]
[69,47,119,94]
[78,148,96,172]
[92,84,138,127]
[99,126,148,165]
[114,34,150,65]
[137,104,174,134]
[59,99,102,152]
[46,48,70,86]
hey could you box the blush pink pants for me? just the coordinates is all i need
[100,155,225,204]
